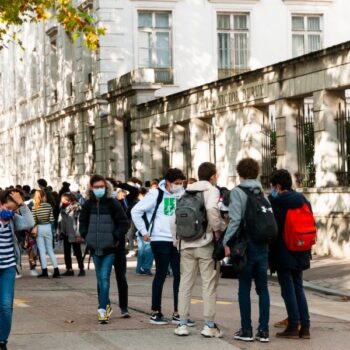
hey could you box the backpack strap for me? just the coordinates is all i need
[148,189,164,236]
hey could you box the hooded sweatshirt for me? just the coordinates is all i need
[131,180,183,242]
[223,179,263,246]
[171,180,226,249]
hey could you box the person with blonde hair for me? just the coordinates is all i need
[33,190,60,278]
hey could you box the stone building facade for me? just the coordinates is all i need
[109,41,350,258]
[1,0,350,256]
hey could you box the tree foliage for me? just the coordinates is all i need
[0,0,105,50]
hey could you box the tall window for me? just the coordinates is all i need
[292,15,322,57]
[217,13,249,79]
[138,11,173,84]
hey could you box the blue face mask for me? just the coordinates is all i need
[93,188,106,199]
[0,208,15,221]
[271,188,279,198]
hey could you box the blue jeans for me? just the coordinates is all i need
[277,269,310,328]
[93,254,115,310]
[136,236,154,273]
[151,241,180,312]
[237,243,270,332]
[0,266,16,343]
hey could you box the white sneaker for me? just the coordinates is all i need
[16,273,22,279]
[201,324,224,338]
[174,324,190,336]
[30,269,39,277]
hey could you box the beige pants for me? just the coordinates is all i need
[178,243,220,322]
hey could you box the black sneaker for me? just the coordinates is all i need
[77,270,86,277]
[172,313,195,327]
[121,308,130,318]
[234,328,254,342]
[255,329,269,343]
[61,270,74,277]
[150,312,168,325]
[0,342,7,350]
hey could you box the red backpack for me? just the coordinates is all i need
[284,203,317,251]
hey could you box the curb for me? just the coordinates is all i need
[269,275,350,298]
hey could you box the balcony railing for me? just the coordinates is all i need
[218,68,249,79]
[154,68,174,84]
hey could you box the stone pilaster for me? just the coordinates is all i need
[275,99,301,184]
[313,89,346,187]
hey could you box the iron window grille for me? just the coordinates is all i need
[261,107,277,188]
[335,103,350,186]
[295,103,316,187]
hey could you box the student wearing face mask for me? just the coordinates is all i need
[79,175,129,324]
[131,168,186,325]
[58,192,85,277]
[0,190,35,350]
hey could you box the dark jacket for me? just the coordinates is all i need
[269,191,311,272]
[79,183,129,256]
[58,202,81,243]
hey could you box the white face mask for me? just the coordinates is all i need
[171,184,184,194]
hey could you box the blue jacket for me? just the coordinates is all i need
[268,191,311,272]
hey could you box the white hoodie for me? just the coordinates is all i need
[131,180,184,242]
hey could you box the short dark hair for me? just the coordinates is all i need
[164,168,185,183]
[0,189,22,205]
[198,162,216,181]
[23,185,31,194]
[236,158,259,179]
[37,178,47,188]
[106,177,118,188]
[90,174,107,187]
[270,169,292,191]
[61,192,76,202]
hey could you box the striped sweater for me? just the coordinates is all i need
[34,203,54,225]
[0,221,16,269]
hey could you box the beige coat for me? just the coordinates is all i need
[171,180,226,250]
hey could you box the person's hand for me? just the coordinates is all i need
[10,192,24,206]
[224,245,231,257]
[214,230,221,242]
[143,234,151,242]
[75,236,82,244]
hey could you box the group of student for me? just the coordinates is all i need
[0,158,314,350]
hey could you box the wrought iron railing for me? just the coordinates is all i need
[154,68,174,84]
[218,68,249,79]
[261,108,277,189]
[295,103,316,187]
[335,104,350,186]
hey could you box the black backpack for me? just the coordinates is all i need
[239,186,278,245]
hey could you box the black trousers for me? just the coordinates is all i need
[150,241,180,313]
[113,237,128,311]
[63,236,84,271]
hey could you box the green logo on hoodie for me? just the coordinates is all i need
[164,197,176,216]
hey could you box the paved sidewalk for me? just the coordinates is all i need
[8,254,350,350]
[303,255,350,297]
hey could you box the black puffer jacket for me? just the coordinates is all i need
[269,191,312,272]
[79,183,129,256]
